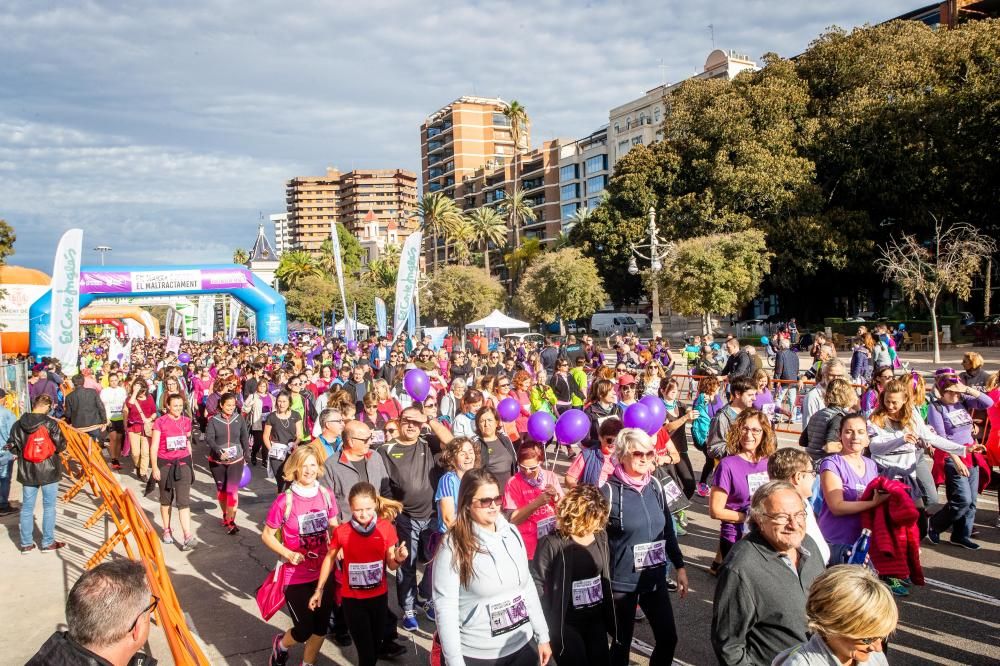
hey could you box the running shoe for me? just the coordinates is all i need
[422,599,436,622]
[111,459,122,470]
[696,483,710,498]
[635,605,645,621]
[676,509,689,529]
[180,535,196,551]
[402,610,419,631]
[949,538,981,550]
[884,578,910,597]
[378,640,407,658]
[926,526,940,545]
[162,529,173,545]
[665,578,679,593]
[673,517,687,537]
[18,544,36,554]
[227,521,240,535]
[0,505,17,517]
[41,541,66,552]
[269,633,289,666]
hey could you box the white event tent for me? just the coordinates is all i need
[465,310,531,330]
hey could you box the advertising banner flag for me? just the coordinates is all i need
[330,223,351,341]
[50,229,84,372]
[228,296,240,340]
[374,298,387,337]
[392,232,422,339]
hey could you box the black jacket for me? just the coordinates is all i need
[6,412,67,487]
[27,630,157,666]
[721,350,753,380]
[65,388,108,429]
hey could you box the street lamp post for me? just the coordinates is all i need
[94,245,112,266]
[628,207,673,339]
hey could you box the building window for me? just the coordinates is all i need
[631,136,643,146]
[618,140,629,153]
[584,155,607,175]
[587,197,602,209]
[492,113,511,126]
[560,183,579,201]
[561,203,579,220]
[586,175,606,196]
[654,107,661,123]
[560,164,578,181]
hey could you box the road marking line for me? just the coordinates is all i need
[924,578,1000,606]
[630,638,695,665]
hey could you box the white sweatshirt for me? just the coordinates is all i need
[868,408,965,476]
[432,515,549,665]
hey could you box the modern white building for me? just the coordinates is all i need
[609,49,757,167]
[271,213,292,256]
[557,125,609,231]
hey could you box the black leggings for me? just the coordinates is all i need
[675,451,696,499]
[464,642,538,666]
[699,455,717,485]
[609,585,677,666]
[250,430,265,464]
[552,616,609,665]
[342,594,388,666]
[269,455,290,493]
[285,579,334,643]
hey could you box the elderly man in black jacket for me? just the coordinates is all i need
[711,481,825,666]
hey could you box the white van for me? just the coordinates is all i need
[631,314,651,332]
[590,312,639,337]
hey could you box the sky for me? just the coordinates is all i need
[1,0,919,273]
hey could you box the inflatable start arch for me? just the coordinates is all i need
[29,265,287,358]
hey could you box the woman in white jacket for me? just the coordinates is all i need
[432,468,552,666]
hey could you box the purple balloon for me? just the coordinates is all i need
[178,352,191,364]
[497,397,520,423]
[238,464,252,489]
[347,340,358,352]
[623,403,654,433]
[526,411,555,443]
[554,408,590,444]
[404,368,430,402]
[639,395,667,434]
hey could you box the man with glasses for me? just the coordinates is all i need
[711,481,824,666]
[801,359,848,429]
[379,406,453,630]
[377,350,402,387]
[484,352,504,377]
[28,560,158,665]
[310,408,345,461]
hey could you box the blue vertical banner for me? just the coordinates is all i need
[374,298,387,337]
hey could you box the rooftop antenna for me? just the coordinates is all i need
[659,58,668,84]
[708,24,715,49]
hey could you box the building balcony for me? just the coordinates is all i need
[521,178,544,192]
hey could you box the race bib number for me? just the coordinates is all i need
[371,430,386,446]
[946,410,972,428]
[348,561,383,589]
[488,595,529,636]
[662,479,683,504]
[633,540,666,571]
[571,576,603,609]
[297,510,329,536]
[747,471,770,496]
[220,445,239,460]
[166,435,187,452]
[536,516,556,539]
[269,443,289,460]
[761,403,776,419]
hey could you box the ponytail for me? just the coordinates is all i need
[348,482,404,522]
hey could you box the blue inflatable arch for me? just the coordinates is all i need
[29,264,288,358]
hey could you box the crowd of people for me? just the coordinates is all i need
[4,325,998,665]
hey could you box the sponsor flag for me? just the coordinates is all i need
[50,229,83,372]
[374,298,387,337]
[330,223,351,341]
[392,232,422,339]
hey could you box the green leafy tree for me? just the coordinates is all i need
[420,192,462,272]
[276,250,322,289]
[284,274,339,324]
[425,265,504,341]
[466,207,507,275]
[318,224,363,276]
[657,230,772,334]
[0,219,14,264]
[877,217,995,362]
[364,243,400,290]
[503,238,543,283]
[514,249,607,333]
[232,248,249,265]
[446,215,475,266]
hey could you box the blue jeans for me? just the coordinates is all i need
[0,450,14,508]
[930,458,979,542]
[395,513,432,614]
[20,482,59,548]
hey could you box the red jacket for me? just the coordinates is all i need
[859,476,924,585]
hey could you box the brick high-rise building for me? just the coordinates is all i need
[285,168,418,263]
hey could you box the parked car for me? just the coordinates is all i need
[503,332,546,345]
[959,311,976,327]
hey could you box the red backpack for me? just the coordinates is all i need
[23,425,56,463]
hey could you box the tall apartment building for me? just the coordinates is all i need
[609,49,757,167]
[270,213,291,256]
[285,168,418,263]
[557,126,609,231]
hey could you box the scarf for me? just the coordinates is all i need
[350,516,377,535]
[613,461,651,492]
[291,482,319,498]
[522,469,546,488]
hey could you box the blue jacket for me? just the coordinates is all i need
[601,475,684,594]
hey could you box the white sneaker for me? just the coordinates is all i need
[635,605,645,621]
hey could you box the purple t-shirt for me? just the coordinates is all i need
[818,455,878,545]
[752,389,776,422]
[713,455,770,543]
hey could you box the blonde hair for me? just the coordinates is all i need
[870,378,919,432]
[823,378,856,410]
[373,378,391,401]
[962,351,984,371]
[556,485,609,537]
[806,565,898,640]
[282,446,325,482]
[614,427,654,461]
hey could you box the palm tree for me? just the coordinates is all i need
[504,99,528,159]
[447,216,476,266]
[498,187,537,250]
[363,243,400,289]
[466,207,507,275]
[419,192,462,272]
[232,248,249,265]
[567,205,593,234]
[275,250,321,289]
[503,238,543,281]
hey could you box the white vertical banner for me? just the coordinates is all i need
[50,228,84,372]
[198,295,215,341]
[228,296,240,340]
[392,231,422,339]
[330,222,351,341]
[375,298,387,337]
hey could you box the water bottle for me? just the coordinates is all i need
[847,528,872,565]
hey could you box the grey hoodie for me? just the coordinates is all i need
[771,633,888,666]
[432,515,550,665]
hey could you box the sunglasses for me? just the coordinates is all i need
[385,428,399,436]
[630,450,657,460]
[519,463,540,472]
[473,495,503,508]
[128,596,160,633]
[497,382,510,387]
[857,636,886,646]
